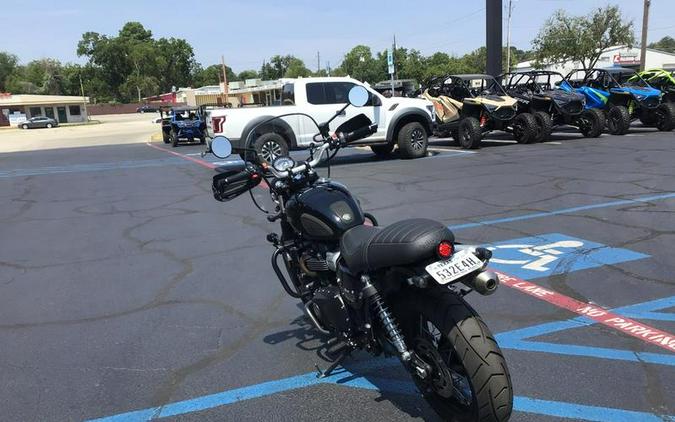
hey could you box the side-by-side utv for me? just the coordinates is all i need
[501,70,605,141]
[561,68,674,134]
[421,74,538,149]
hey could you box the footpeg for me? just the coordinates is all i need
[315,348,349,378]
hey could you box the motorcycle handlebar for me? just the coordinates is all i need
[338,124,378,144]
[226,168,253,183]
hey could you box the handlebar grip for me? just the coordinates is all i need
[226,169,252,183]
[340,124,378,144]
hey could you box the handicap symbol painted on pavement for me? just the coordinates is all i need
[488,233,648,280]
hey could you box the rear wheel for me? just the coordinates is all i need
[248,132,289,164]
[170,129,179,147]
[397,122,428,159]
[654,102,675,131]
[458,117,481,149]
[46,123,53,128]
[370,143,394,157]
[578,108,605,138]
[394,289,513,422]
[532,111,552,142]
[512,113,537,144]
[607,105,631,135]
[22,124,29,129]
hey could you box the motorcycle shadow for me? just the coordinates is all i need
[263,311,442,421]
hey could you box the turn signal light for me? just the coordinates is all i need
[437,241,454,259]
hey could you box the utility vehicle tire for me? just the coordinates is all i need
[394,288,513,422]
[512,113,538,144]
[607,105,631,135]
[170,129,179,147]
[655,102,675,131]
[370,144,394,157]
[397,122,428,159]
[458,117,482,149]
[449,129,460,145]
[639,111,657,127]
[533,111,553,142]
[162,130,170,144]
[199,135,206,145]
[579,108,605,138]
[248,132,289,164]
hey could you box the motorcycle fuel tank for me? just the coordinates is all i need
[286,181,365,240]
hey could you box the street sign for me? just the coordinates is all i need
[387,49,394,75]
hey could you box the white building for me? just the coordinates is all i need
[0,94,89,127]
[515,45,675,75]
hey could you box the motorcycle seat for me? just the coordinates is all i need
[340,218,454,273]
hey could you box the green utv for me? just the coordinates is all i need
[421,74,538,149]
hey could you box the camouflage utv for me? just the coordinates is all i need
[422,74,537,149]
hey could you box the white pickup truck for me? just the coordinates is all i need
[204,77,435,161]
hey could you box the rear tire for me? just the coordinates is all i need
[394,289,513,422]
[370,144,394,157]
[607,105,631,135]
[655,102,675,131]
[170,129,179,147]
[458,117,481,149]
[397,122,428,159]
[532,111,552,142]
[578,108,605,138]
[46,123,53,128]
[512,113,537,144]
[248,132,289,164]
[22,124,29,129]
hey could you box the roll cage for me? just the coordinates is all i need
[424,74,508,100]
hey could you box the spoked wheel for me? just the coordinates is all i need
[394,289,513,422]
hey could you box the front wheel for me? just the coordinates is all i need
[607,105,630,135]
[397,122,428,159]
[395,289,513,422]
[532,111,552,142]
[578,108,605,138]
[512,113,537,144]
[655,102,675,131]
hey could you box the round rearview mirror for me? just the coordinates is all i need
[348,86,369,107]
[211,136,232,159]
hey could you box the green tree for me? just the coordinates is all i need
[532,6,635,70]
[338,45,385,83]
[192,64,236,86]
[648,36,675,54]
[259,55,309,79]
[0,52,18,92]
[284,57,311,78]
[237,69,258,80]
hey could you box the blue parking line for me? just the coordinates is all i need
[87,363,675,422]
[0,158,188,179]
[448,192,675,230]
[496,296,675,366]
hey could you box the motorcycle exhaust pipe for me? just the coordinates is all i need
[461,270,499,296]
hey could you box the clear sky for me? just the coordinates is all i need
[2,0,673,72]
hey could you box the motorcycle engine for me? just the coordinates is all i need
[307,286,351,334]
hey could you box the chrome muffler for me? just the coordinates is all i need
[461,270,500,295]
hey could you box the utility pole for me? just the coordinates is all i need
[79,73,89,121]
[221,55,229,97]
[317,51,321,74]
[327,61,331,77]
[505,0,514,73]
[640,0,650,71]
[486,0,503,77]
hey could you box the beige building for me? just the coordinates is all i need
[0,94,89,126]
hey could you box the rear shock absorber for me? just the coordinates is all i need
[362,275,411,362]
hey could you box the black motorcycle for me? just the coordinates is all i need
[206,86,513,421]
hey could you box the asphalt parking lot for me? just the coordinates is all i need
[1,122,674,421]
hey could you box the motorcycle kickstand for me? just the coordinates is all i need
[315,344,351,379]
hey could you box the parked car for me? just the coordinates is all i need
[159,106,206,147]
[19,116,58,129]
[561,67,674,134]
[137,104,160,113]
[203,77,435,162]
[501,70,605,140]
[421,74,538,148]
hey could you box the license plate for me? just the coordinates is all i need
[425,250,484,285]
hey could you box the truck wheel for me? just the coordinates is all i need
[171,129,179,147]
[607,105,630,135]
[397,122,428,159]
[250,132,288,164]
[371,144,394,157]
[578,108,605,138]
[512,113,537,144]
[655,103,675,131]
[458,117,481,149]
[533,111,552,142]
